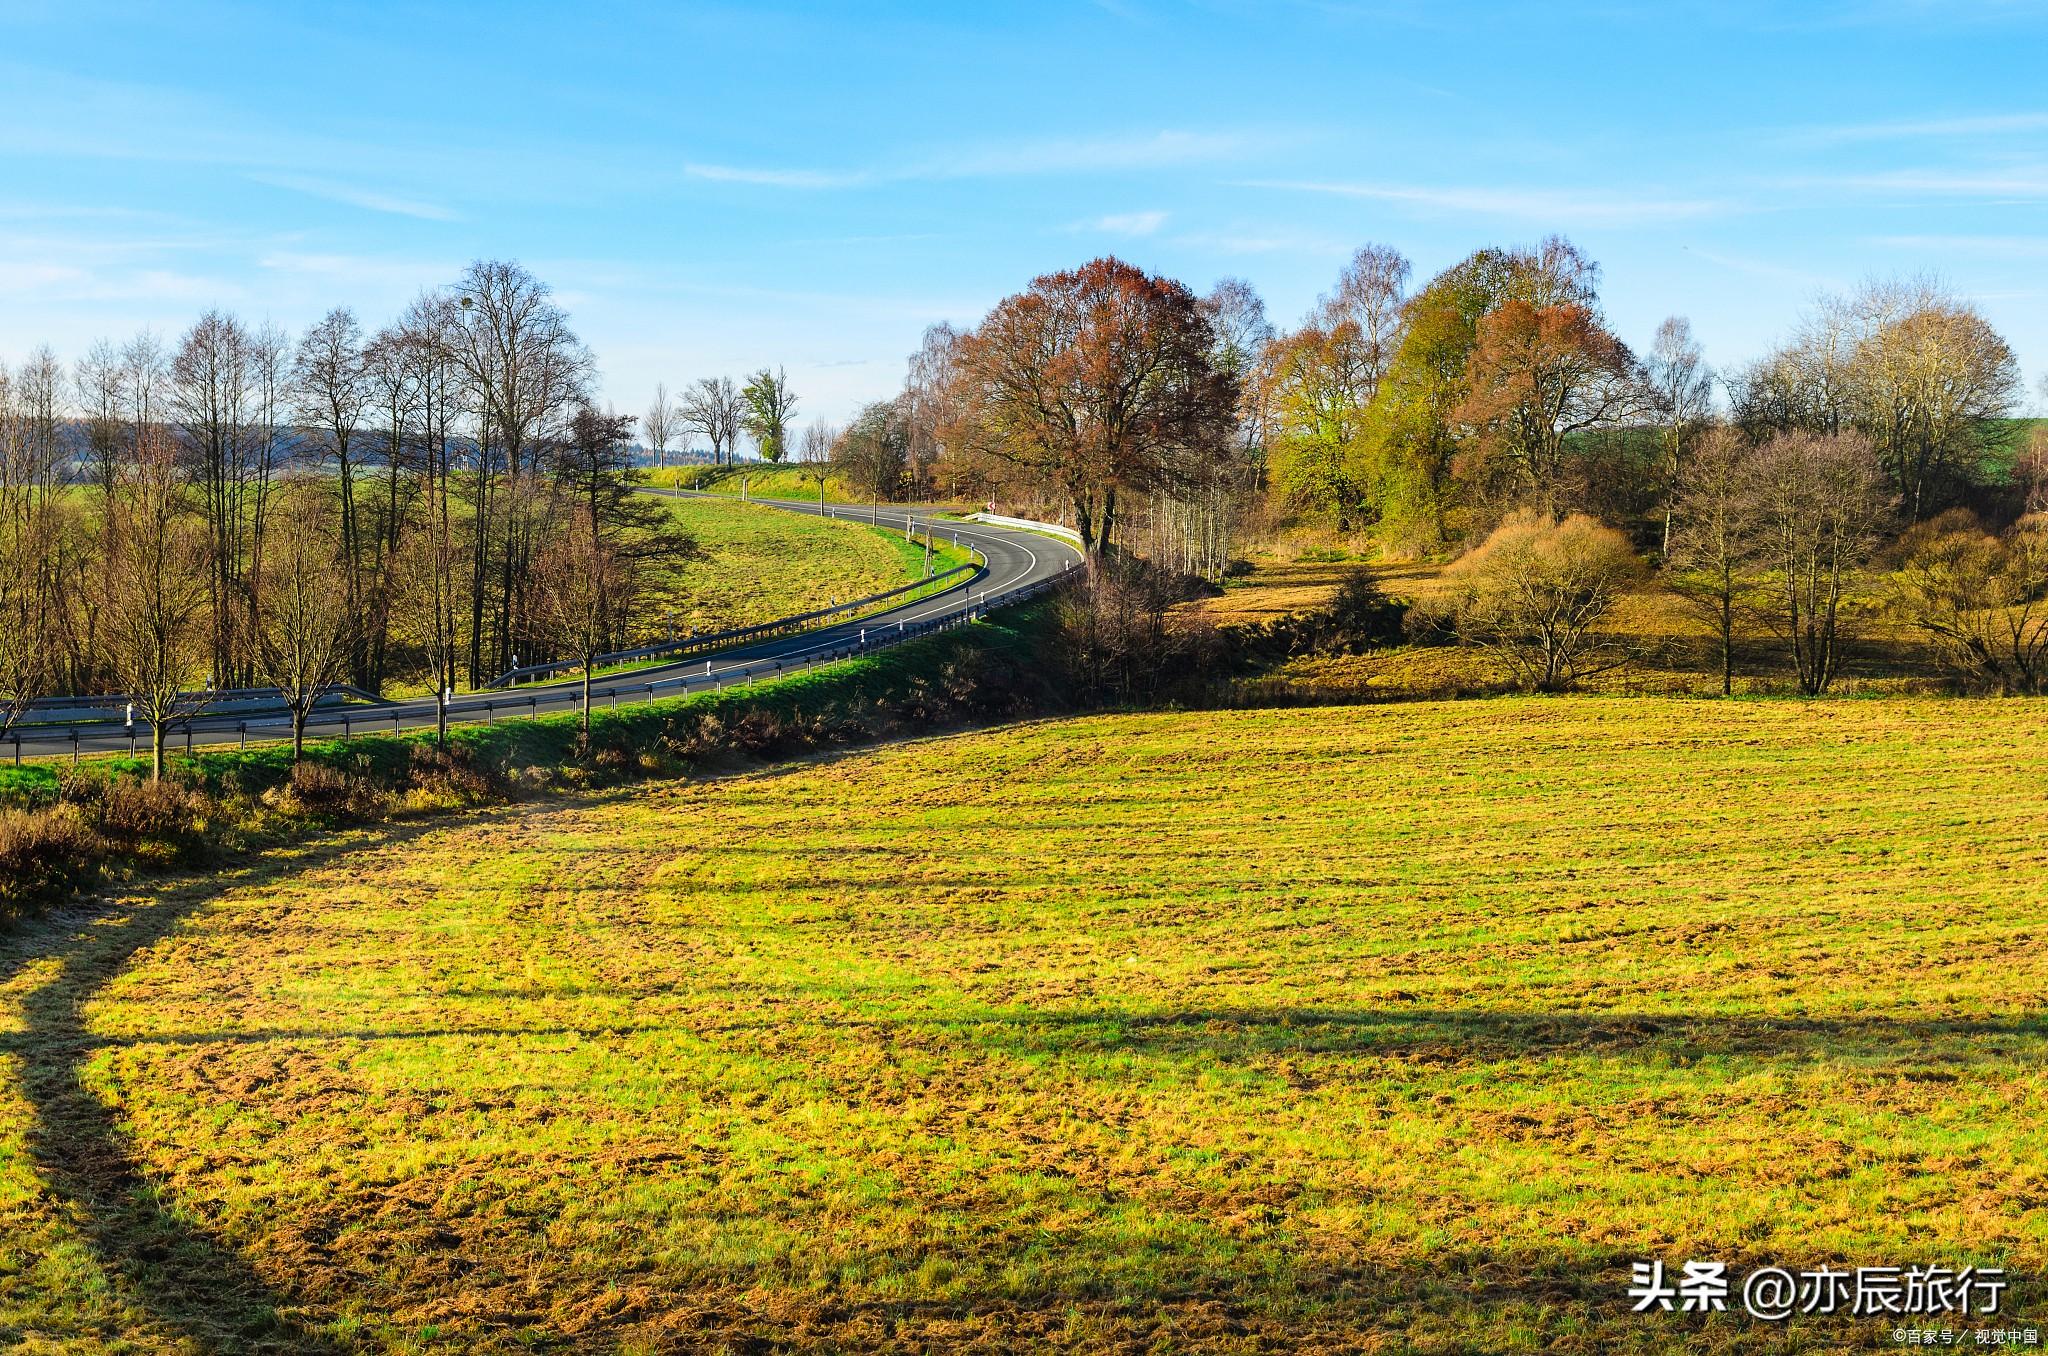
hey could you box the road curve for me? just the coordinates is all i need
[8,494,1082,761]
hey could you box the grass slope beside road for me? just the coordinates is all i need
[643,463,852,504]
[4,698,2046,1351]
[650,495,922,634]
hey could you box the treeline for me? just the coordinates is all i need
[841,240,2036,558]
[0,260,690,771]
[816,242,2045,696]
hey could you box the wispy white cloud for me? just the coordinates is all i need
[684,162,874,190]
[1078,210,1169,236]
[1825,167,2048,198]
[1243,179,1725,225]
[688,129,1271,191]
[1782,111,2048,147]
[1171,226,1353,257]
[1869,233,2048,258]
[944,129,1262,177]
[0,260,241,304]
[251,173,458,221]
[1683,246,1841,294]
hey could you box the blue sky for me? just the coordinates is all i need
[5,0,2048,437]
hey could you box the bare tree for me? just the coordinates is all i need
[247,481,355,760]
[1740,431,1894,695]
[393,292,469,734]
[1647,316,1715,557]
[120,330,168,477]
[449,259,594,680]
[1849,280,2019,518]
[246,323,292,577]
[534,505,624,738]
[902,324,960,499]
[103,430,212,778]
[834,401,906,507]
[1130,278,1273,577]
[1666,427,1756,694]
[0,362,57,738]
[680,376,742,465]
[74,339,126,500]
[1320,243,1410,402]
[644,382,677,470]
[294,307,373,678]
[171,310,261,686]
[798,421,838,505]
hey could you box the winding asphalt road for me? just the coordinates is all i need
[7,493,1082,762]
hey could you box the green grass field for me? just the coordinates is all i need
[650,495,940,635]
[4,697,2046,1351]
[643,463,852,503]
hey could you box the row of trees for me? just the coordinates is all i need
[840,244,2030,575]
[815,246,2041,697]
[0,261,692,772]
[643,368,799,466]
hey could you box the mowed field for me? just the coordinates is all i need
[5,699,2048,1352]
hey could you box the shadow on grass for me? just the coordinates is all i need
[941,1004,2048,1069]
[0,811,526,1354]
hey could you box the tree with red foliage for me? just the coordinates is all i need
[946,257,1236,556]
[1455,300,1644,518]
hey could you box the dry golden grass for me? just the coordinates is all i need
[1210,557,1952,701]
[4,700,2047,1351]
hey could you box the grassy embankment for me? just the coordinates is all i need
[643,463,853,504]
[629,496,972,651]
[2,698,2044,1351]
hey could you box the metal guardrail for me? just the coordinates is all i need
[483,550,982,689]
[3,559,1083,765]
[11,684,368,725]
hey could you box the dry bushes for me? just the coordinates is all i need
[1894,512,2048,694]
[0,805,97,921]
[1423,511,1644,692]
[1055,557,1223,704]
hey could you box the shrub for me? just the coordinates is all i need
[1222,569,1409,669]
[405,743,501,810]
[96,776,204,860]
[1894,513,2048,694]
[268,760,388,821]
[0,804,100,918]
[1055,558,1222,705]
[1435,510,1644,692]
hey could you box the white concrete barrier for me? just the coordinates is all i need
[966,512,1085,548]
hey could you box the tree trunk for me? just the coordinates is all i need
[1720,586,1734,697]
[292,708,306,762]
[151,723,166,781]
[582,666,592,736]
